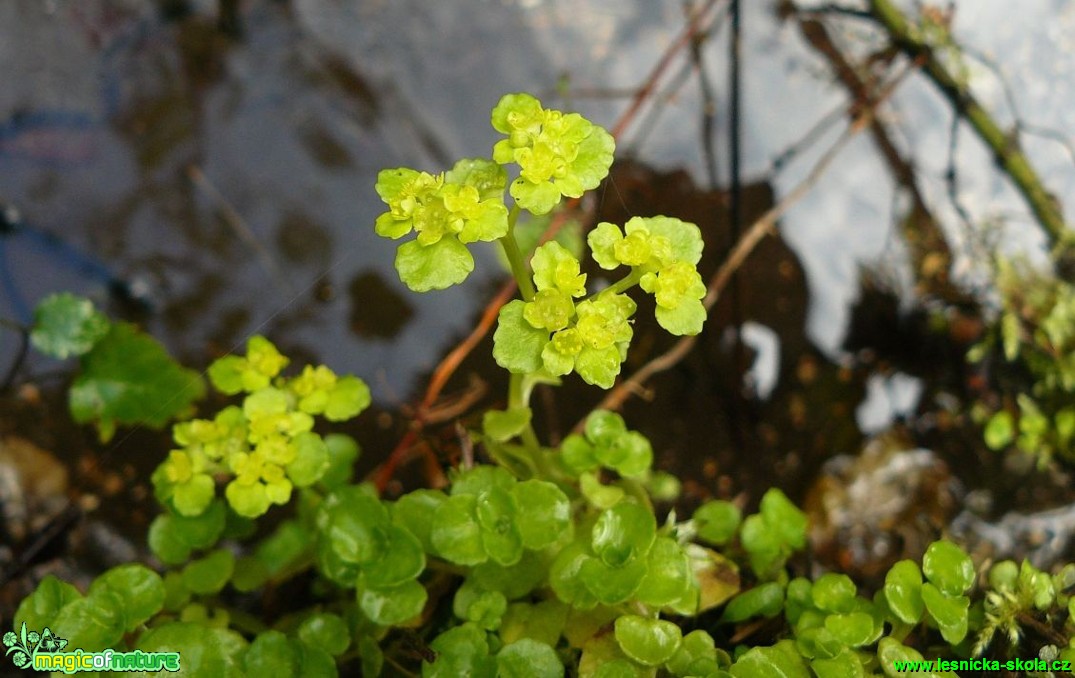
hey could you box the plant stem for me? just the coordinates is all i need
[508,372,551,477]
[591,268,645,301]
[500,206,537,302]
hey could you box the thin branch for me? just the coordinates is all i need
[867,0,1067,250]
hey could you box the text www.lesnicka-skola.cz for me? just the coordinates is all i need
[893,657,1070,672]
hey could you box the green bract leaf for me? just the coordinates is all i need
[497,639,564,678]
[30,293,110,359]
[494,300,548,374]
[395,237,475,292]
[512,480,571,549]
[69,323,205,441]
[446,157,509,201]
[614,615,682,667]
[922,540,974,596]
[286,432,330,487]
[638,216,704,266]
[693,500,742,545]
[588,222,624,270]
[472,552,547,600]
[358,579,428,626]
[824,612,876,647]
[531,241,587,297]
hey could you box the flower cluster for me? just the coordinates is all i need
[491,93,615,215]
[153,336,371,518]
[589,216,707,336]
[493,242,636,389]
[374,158,509,291]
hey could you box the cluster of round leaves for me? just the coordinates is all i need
[561,410,654,479]
[491,92,615,215]
[494,241,636,388]
[153,336,371,520]
[374,158,509,292]
[589,216,707,336]
[493,218,706,389]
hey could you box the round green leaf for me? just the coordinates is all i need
[512,480,571,549]
[245,630,299,676]
[824,612,876,647]
[31,293,110,359]
[722,582,785,623]
[497,639,564,678]
[181,548,235,596]
[580,555,648,605]
[614,615,682,667]
[693,501,742,546]
[921,583,969,644]
[922,540,974,596]
[811,573,858,614]
[87,564,165,632]
[493,300,548,375]
[665,629,718,676]
[735,640,808,678]
[431,494,487,566]
[453,580,508,631]
[392,489,447,554]
[592,502,656,567]
[297,613,350,657]
[549,543,598,609]
[395,236,474,292]
[358,579,427,626]
[362,524,426,588]
[883,560,924,624]
[138,622,244,675]
[810,649,864,678]
[477,487,524,566]
[877,637,925,678]
[635,537,692,607]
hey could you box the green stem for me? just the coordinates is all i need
[868,0,1067,250]
[500,206,537,302]
[508,372,551,478]
[588,268,645,302]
